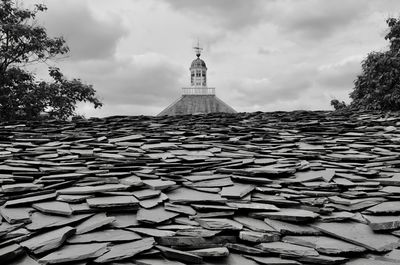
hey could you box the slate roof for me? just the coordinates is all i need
[1,110,400,264]
[158,95,237,116]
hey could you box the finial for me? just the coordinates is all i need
[193,39,202,58]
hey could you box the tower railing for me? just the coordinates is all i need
[182,87,215,95]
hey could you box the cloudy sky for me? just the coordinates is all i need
[24,0,400,117]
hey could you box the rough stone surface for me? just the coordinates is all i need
[1,111,400,264]
[39,243,109,264]
[20,226,75,254]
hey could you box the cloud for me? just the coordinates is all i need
[316,56,363,91]
[57,52,185,116]
[270,0,373,40]
[162,0,269,30]
[96,53,184,105]
[18,0,400,116]
[38,0,128,61]
[227,64,317,108]
[258,47,279,55]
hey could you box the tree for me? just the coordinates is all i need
[330,99,347,110]
[0,0,102,120]
[350,17,400,111]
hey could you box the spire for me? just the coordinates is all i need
[193,39,203,58]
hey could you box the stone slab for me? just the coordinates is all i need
[313,222,400,252]
[20,226,75,254]
[94,237,155,263]
[39,243,109,264]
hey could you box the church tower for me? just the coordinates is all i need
[158,42,236,116]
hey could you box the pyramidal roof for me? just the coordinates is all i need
[158,94,236,116]
[158,46,236,116]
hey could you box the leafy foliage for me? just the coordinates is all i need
[330,99,347,110]
[350,18,400,111]
[0,0,102,120]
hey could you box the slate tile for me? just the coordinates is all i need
[264,218,321,235]
[364,201,400,214]
[109,213,139,228]
[186,247,229,257]
[0,222,24,238]
[220,183,255,198]
[75,213,116,234]
[282,254,348,265]
[164,203,196,215]
[196,218,243,230]
[231,175,273,184]
[86,196,139,208]
[2,183,43,193]
[191,178,233,188]
[367,248,400,263]
[175,228,220,237]
[127,227,176,237]
[57,184,129,195]
[157,236,236,248]
[345,258,396,265]
[56,194,94,203]
[135,258,185,265]
[137,206,179,224]
[364,215,400,231]
[94,237,155,263]
[26,212,92,231]
[32,201,72,216]
[282,235,366,255]
[313,221,400,252]
[7,254,40,265]
[70,202,97,214]
[143,179,176,190]
[252,208,319,222]
[157,245,203,264]
[120,175,143,187]
[109,134,144,143]
[68,229,141,243]
[233,216,276,233]
[246,165,296,177]
[132,189,161,200]
[201,253,260,265]
[167,187,226,203]
[0,243,24,263]
[20,226,75,254]
[0,206,33,224]
[4,193,57,207]
[251,193,300,207]
[39,243,109,264]
[227,202,279,211]
[184,174,229,182]
[257,241,319,256]
[191,204,236,211]
[319,211,354,222]
[239,231,280,243]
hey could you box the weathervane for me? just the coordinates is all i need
[193,39,203,58]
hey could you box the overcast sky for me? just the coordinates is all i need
[24,0,400,117]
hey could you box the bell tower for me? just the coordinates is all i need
[190,41,207,87]
[158,41,236,116]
